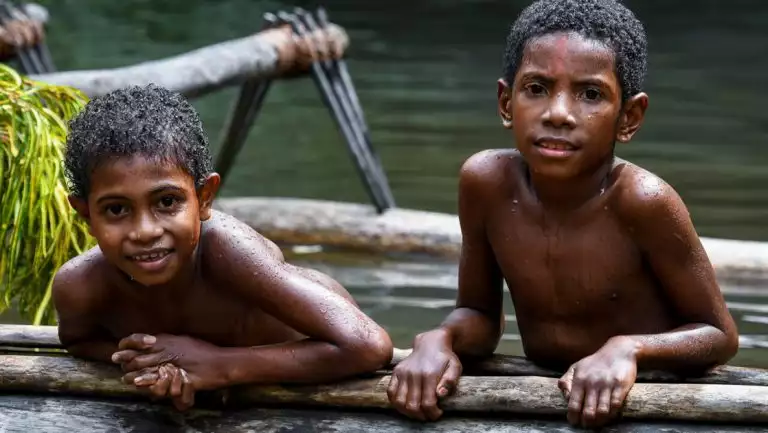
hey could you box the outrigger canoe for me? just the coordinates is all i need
[0,325,766,432]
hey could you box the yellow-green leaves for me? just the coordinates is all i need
[0,64,94,325]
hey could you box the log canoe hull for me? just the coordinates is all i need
[0,325,766,431]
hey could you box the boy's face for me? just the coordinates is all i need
[70,155,219,287]
[498,31,647,179]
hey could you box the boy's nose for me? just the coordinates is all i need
[129,213,163,243]
[542,92,576,129]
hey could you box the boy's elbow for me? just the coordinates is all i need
[718,327,740,364]
[344,328,394,373]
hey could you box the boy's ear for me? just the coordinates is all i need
[617,92,649,143]
[68,195,95,236]
[197,173,221,221]
[68,195,90,221]
[497,78,514,130]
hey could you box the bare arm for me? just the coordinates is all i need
[204,215,393,386]
[615,174,739,371]
[421,152,506,358]
[51,258,117,363]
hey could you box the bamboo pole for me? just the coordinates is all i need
[0,353,765,424]
[0,325,766,387]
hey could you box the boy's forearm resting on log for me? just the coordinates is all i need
[214,338,391,386]
[604,323,738,372]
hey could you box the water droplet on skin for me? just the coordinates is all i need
[512,199,518,204]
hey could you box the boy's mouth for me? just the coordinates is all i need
[127,248,174,262]
[534,137,578,158]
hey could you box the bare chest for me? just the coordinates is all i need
[486,203,647,316]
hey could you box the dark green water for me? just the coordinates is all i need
[23,0,768,367]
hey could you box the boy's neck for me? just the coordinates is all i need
[525,156,615,212]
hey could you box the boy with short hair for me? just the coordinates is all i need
[54,84,392,411]
[387,0,738,428]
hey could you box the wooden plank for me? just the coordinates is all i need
[0,353,765,424]
[2,326,765,387]
[0,395,763,433]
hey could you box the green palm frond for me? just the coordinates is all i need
[0,64,94,325]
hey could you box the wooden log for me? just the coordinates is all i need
[2,396,763,433]
[1,326,766,387]
[28,24,347,99]
[392,348,768,387]
[213,197,768,284]
[0,353,765,424]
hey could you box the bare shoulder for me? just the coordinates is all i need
[51,247,110,316]
[459,148,522,197]
[609,160,691,230]
[199,210,285,273]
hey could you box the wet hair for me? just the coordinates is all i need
[503,0,647,101]
[65,84,212,199]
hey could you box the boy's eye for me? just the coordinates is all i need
[105,204,127,216]
[582,88,602,101]
[158,195,179,209]
[525,83,547,96]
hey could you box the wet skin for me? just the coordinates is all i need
[387,32,738,428]
[53,156,393,410]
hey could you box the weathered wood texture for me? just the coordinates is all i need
[392,348,768,387]
[28,24,344,99]
[1,326,767,387]
[0,353,766,424]
[1,395,763,433]
[214,197,768,284]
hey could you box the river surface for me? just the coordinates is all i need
[19,0,768,368]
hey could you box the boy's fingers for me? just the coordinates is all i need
[122,367,159,385]
[122,352,167,373]
[436,361,462,397]
[386,375,399,402]
[404,375,426,421]
[112,349,140,365]
[148,365,171,398]
[566,383,585,426]
[580,387,599,428]
[118,333,156,351]
[180,369,196,408]
[169,365,183,398]
[595,387,613,427]
[421,374,443,421]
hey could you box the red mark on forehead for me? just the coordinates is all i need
[551,34,570,73]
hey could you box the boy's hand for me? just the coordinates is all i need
[112,333,227,392]
[259,23,348,77]
[129,363,196,411]
[386,331,463,422]
[558,336,638,429]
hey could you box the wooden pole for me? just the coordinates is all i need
[29,24,348,99]
[0,325,766,387]
[0,353,765,424]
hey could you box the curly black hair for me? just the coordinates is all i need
[65,84,212,199]
[503,0,647,101]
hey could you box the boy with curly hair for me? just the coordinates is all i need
[54,84,392,410]
[387,0,738,428]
